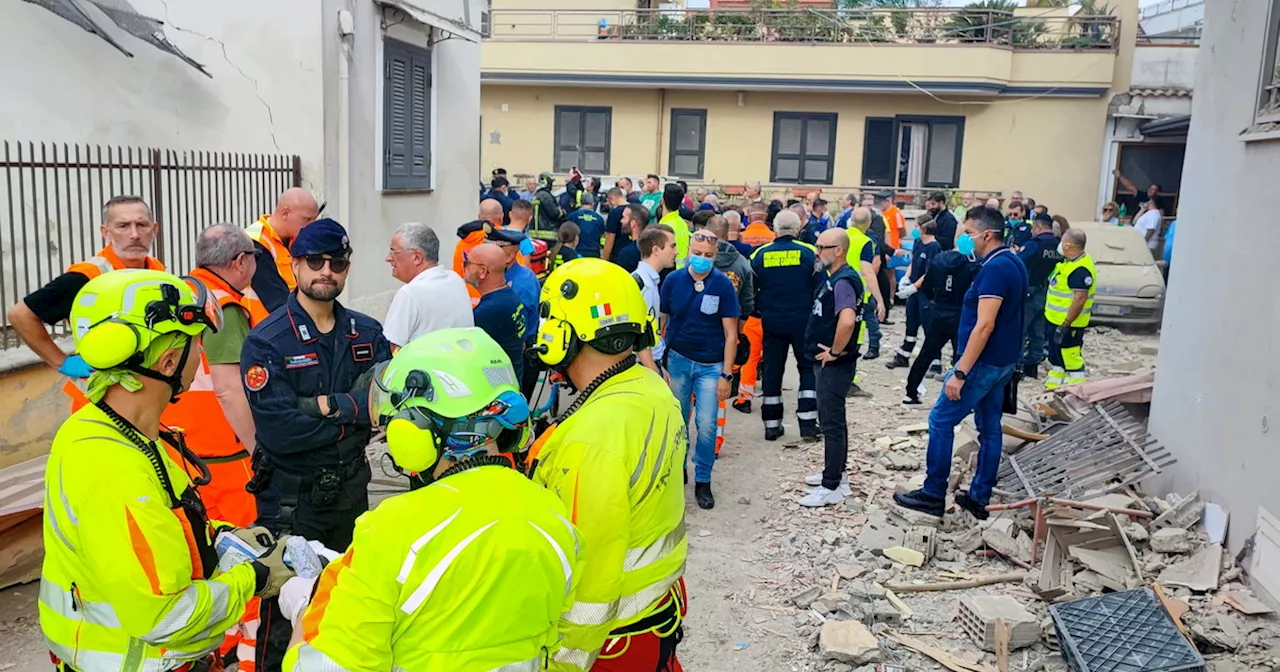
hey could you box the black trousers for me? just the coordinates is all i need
[816,359,856,490]
[896,294,927,356]
[760,325,817,431]
[519,347,544,400]
[254,470,369,672]
[906,312,961,398]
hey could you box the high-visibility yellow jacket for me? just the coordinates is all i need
[285,465,584,671]
[844,227,875,344]
[1045,253,1097,328]
[531,364,688,671]
[40,403,259,671]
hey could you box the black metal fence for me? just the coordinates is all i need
[0,142,301,348]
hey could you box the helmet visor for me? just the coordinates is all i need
[173,277,224,333]
[369,360,396,429]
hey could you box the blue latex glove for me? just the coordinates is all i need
[58,355,94,379]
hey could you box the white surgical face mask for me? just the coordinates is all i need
[1057,242,1066,256]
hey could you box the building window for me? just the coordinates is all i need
[771,112,837,184]
[1257,0,1280,125]
[861,116,964,189]
[383,38,432,191]
[554,107,612,174]
[669,109,707,179]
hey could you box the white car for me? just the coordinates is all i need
[1070,223,1165,326]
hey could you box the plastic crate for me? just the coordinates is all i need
[1049,588,1205,672]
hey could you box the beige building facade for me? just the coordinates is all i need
[481,1,1139,221]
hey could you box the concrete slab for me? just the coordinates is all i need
[1158,542,1223,592]
[819,620,881,665]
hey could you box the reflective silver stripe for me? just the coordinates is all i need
[764,419,781,428]
[615,567,684,622]
[402,521,498,614]
[528,521,573,595]
[635,416,672,505]
[553,645,597,670]
[797,390,817,399]
[563,595,618,627]
[493,653,546,671]
[45,488,76,553]
[554,512,581,557]
[290,642,353,671]
[59,462,79,525]
[398,508,461,583]
[762,396,783,404]
[623,518,686,572]
[629,411,657,488]
[142,583,211,645]
[797,411,818,421]
[48,637,194,671]
[40,578,121,628]
[1047,289,1074,299]
[191,581,233,642]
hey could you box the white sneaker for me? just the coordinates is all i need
[797,486,847,507]
[804,473,851,495]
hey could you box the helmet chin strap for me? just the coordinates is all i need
[125,337,193,403]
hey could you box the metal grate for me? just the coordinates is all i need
[997,401,1174,500]
[1050,588,1205,672]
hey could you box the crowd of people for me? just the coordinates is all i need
[11,163,1139,671]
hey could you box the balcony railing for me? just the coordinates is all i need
[486,8,1120,51]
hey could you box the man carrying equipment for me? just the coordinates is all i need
[281,327,584,670]
[41,270,293,671]
[528,258,688,671]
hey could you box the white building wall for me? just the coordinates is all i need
[1131,44,1199,90]
[1150,0,1280,562]
[0,0,326,193]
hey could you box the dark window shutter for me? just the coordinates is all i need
[861,117,897,187]
[409,49,431,184]
[384,45,411,188]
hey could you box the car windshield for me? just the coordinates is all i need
[1070,225,1154,266]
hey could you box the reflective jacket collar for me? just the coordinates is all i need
[284,291,358,344]
[97,245,163,271]
[189,266,244,301]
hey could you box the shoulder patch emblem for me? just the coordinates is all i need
[245,365,269,391]
[1084,276,1094,286]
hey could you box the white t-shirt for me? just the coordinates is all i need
[383,266,475,347]
[634,261,666,361]
[1134,209,1162,251]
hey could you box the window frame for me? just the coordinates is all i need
[382,37,433,192]
[1255,0,1280,125]
[769,112,838,185]
[860,114,966,189]
[553,106,613,174]
[668,108,708,179]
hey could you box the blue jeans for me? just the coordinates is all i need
[667,350,721,484]
[923,361,1015,503]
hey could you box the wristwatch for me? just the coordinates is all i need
[719,372,734,382]
[953,369,968,381]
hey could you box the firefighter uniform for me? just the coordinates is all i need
[1044,253,1097,389]
[750,235,819,440]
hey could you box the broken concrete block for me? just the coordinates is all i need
[1150,527,1195,554]
[957,595,1039,652]
[846,581,886,600]
[953,526,984,553]
[981,527,1025,563]
[819,619,880,665]
[1124,522,1149,543]
[883,546,925,567]
[873,436,894,450]
[1073,569,1104,593]
[1069,546,1137,591]
[856,515,904,551]
[868,599,903,625]
[1139,344,1158,355]
[1157,542,1222,592]
[834,562,868,580]
[880,451,919,471]
[1152,491,1203,530]
[823,529,841,546]
[792,586,823,608]
[953,423,979,462]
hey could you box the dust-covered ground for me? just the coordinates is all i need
[4,317,1276,671]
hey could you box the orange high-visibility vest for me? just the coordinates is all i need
[741,223,776,250]
[247,215,295,290]
[67,245,165,278]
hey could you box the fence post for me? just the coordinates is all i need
[151,149,166,266]
[292,155,302,188]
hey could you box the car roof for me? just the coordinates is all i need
[1068,223,1156,265]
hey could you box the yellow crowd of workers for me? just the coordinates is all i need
[16,192,688,672]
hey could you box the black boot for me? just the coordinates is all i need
[764,426,785,441]
[893,489,945,518]
[1021,363,1039,379]
[955,491,990,521]
[847,384,872,399]
[902,393,922,405]
[695,482,715,509]
[732,398,752,414]
[885,353,910,369]
[800,422,821,441]
[863,348,880,361]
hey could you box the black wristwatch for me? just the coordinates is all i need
[719,372,734,382]
[953,369,968,381]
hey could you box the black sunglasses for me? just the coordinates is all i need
[304,255,351,273]
[816,244,841,251]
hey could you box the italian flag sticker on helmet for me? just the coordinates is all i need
[589,303,612,319]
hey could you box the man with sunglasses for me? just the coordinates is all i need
[240,218,392,670]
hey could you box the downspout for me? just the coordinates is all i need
[337,9,355,235]
[656,88,666,175]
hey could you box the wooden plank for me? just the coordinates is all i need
[994,620,1011,672]
[0,454,46,519]
[0,512,43,590]
[1252,506,1280,605]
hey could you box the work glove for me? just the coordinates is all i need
[279,575,318,627]
[734,336,751,366]
[1053,326,1067,345]
[59,355,94,379]
[297,396,324,418]
[253,536,297,599]
[231,526,275,551]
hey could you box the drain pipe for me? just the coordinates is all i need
[337,9,355,232]
[656,88,666,174]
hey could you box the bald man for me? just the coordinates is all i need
[464,243,526,381]
[479,198,504,228]
[250,187,320,311]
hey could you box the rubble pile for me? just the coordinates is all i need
[738,418,1280,672]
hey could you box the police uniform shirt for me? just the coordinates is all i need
[1005,219,1032,247]
[1065,265,1095,294]
[472,286,526,381]
[910,240,941,282]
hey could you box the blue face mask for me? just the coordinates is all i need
[910,228,922,241]
[519,238,535,256]
[955,233,976,257]
[688,255,714,274]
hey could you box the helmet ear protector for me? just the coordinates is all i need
[77,278,222,370]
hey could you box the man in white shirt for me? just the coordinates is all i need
[1134,200,1163,253]
[633,224,677,373]
[383,221,474,351]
